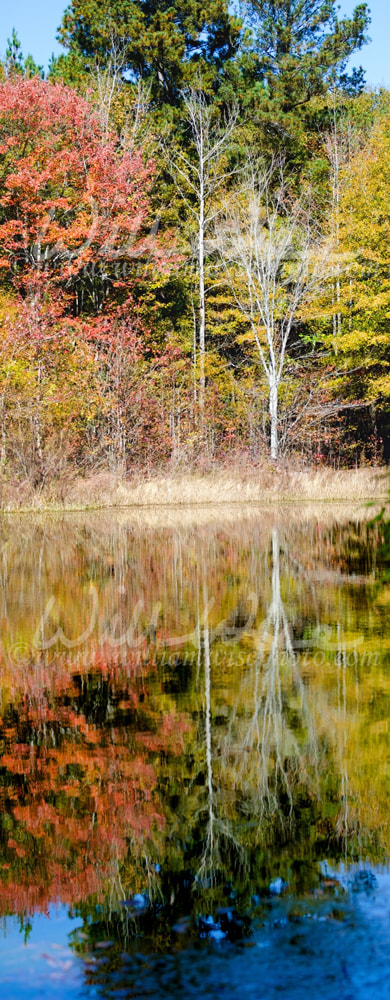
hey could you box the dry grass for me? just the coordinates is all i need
[1,463,388,513]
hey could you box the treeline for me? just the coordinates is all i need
[0,0,388,487]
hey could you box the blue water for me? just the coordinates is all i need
[2,870,390,999]
[0,907,85,999]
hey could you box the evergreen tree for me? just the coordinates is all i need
[57,0,241,100]
[242,0,370,110]
[5,29,24,75]
[5,29,44,79]
[220,2,371,179]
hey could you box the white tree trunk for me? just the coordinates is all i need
[165,90,238,435]
[269,379,278,460]
[215,162,329,461]
[199,169,206,415]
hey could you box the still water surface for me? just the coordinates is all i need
[0,504,390,998]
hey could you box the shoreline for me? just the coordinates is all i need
[0,466,388,513]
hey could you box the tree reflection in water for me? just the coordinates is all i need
[0,508,388,949]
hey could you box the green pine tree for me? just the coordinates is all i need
[56,0,241,101]
[5,28,24,75]
[242,0,370,111]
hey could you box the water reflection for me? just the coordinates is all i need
[0,907,83,999]
[0,506,388,980]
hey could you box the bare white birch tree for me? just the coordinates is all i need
[164,89,238,415]
[215,163,329,460]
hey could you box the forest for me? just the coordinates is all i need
[0,0,388,491]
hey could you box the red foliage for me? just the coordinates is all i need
[0,77,186,475]
[0,77,166,302]
[0,645,187,916]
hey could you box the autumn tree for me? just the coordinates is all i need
[0,76,177,479]
[215,163,329,460]
[0,77,164,305]
[323,98,390,455]
[163,88,238,416]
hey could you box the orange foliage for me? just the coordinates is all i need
[0,644,187,916]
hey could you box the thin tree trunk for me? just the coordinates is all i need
[203,570,214,854]
[269,379,278,460]
[191,291,197,404]
[330,95,343,351]
[199,154,206,424]
[35,361,45,482]
[0,395,6,472]
[166,90,237,441]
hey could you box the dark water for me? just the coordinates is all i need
[0,504,390,998]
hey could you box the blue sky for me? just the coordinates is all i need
[342,0,390,89]
[0,0,389,87]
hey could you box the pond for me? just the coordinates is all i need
[0,502,390,998]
